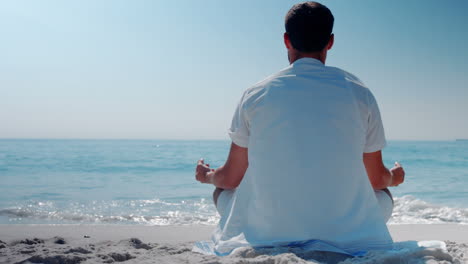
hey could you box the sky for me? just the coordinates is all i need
[1,0,467,140]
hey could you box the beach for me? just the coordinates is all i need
[2,0,468,261]
[1,140,468,263]
[1,224,467,263]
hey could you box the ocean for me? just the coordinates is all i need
[0,139,467,225]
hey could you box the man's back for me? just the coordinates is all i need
[217,58,393,254]
[195,2,404,256]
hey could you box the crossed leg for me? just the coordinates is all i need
[375,187,394,222]
[213,187,224,207]
[213,187,394,223]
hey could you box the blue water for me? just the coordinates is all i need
[0,139,467,225]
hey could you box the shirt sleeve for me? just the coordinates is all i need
[364,91,387,153]
[228,95,250,148]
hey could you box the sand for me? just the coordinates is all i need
[0,224,467,263]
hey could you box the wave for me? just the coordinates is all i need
[0,199,219,225]
[1,196,468,225]
[390,195,468,224]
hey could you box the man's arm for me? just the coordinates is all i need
[363,150,405,190]
[196,142,248,189]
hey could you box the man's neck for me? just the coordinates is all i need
[289,51,326,65]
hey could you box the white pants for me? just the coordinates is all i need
[216,189,394,223]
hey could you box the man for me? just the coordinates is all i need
[195,1,405,256]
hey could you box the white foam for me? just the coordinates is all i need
[0,198,220,225]
[2,195,468,226]
[390,195,468,224]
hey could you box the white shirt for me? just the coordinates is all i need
[214,58,392,255]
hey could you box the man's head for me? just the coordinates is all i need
[284,2,334,64]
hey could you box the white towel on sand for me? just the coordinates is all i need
[193,240,451,263]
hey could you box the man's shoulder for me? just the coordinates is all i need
[240,64,374,106]
[243,65,294,97]
[327,66,375,102]
[327,66,367,88]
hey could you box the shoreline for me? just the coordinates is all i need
[1,224,468,243]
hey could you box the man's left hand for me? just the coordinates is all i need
[195,159,214,184]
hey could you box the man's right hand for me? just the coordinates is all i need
[390,162,405,186]
[364,151,405,189]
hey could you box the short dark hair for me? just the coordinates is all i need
[285,2,334,53]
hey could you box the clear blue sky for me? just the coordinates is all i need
[1,0,467,140]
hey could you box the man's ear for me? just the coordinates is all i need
[284,32,292,49]
[327,34,334,50]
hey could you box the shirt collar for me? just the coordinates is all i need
[292,57,324,66]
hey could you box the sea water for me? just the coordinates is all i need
[0,139,467,225]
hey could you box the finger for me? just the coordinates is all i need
[198,158,204,165]
[197,165,207,173]
[395,161,401,167]
[196,171,204,181]
[395,168,404,177]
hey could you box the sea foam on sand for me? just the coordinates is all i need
[0,225,467,264]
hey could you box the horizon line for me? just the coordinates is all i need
[0,137,461,142]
